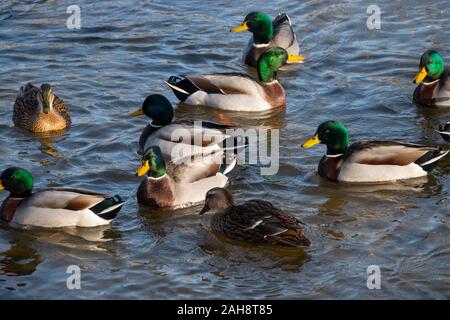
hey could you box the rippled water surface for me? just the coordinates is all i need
[0,0,449,299]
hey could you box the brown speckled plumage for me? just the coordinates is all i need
[202,189,310,248]
[13,83,71,133]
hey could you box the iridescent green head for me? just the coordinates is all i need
[302,121,350,155]
[230,11,273,44]
[135,146,167,178]
[0,167,34,197]
[414,50,445,84]
[130,94,174,127]
[257,47,303,82]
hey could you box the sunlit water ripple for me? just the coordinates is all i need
[0,0,449,299]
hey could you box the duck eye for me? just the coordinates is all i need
[324,129,330,134]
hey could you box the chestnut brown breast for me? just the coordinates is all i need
[0,197,24,222]
[262,82,286,108]
[137,176,175,208]
[318,155,344,181]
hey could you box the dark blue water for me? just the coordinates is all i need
[0,0,449,299]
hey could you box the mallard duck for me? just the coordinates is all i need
[413,50,450,107]
[0,167,125,228]
[166,47,303,112]
[130,94,236,158]
[230,12,302,67]
[301,120,449,183]
[199,188,310,248]
[437,121,450,142]
[13,83,71,132]
[135,146,236,208]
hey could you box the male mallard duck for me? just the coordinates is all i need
[13,83,71,132]
[301,120,449,183]
[199,188,310,248]
[0,167,125,228]
[130,94,235,158]
[413,50,450,107]
[437,121,450,142]
[230,12,302,67]
[166,47,303,112]
[135,146,236,208]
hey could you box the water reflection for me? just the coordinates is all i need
[175,103,286,129]
[13,127,69,160]
[199,232,310,273]
[0,235,40,276]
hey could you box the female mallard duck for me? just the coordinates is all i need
[301,120,449,183]
[13,83,71,132]
[413,50,450,107]
[199,188,310,248]
[437,121,450,142]
[166,47,303,112]
[230,12,303,67]
[130,94,236,158]
[0,167,125,228]
[136,146,236,208]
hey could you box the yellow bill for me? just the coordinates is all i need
[287,53,305,63]
[0,180,4,191]
[302,134,320,148]
[230,21,249,32]
[414,67,427,84]
[130,108,145,117]
[136,160,150,177]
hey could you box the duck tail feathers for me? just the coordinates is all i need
[221,136,249,154]
[415,149,449,172]
[221,155,237,175]
[165,76,199,102]
[90,195,126,221]
[274,12,291,25]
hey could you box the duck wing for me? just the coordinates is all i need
[13,83,40,126]
[345,141,448,171]
[52,94,71,125]
[224,200,310,247]
[27,188,124,219]
[166,73,261,101]
[167,150,225,183]
[272,13,299,54]
[10,188,125,227]
[158,120,232,147]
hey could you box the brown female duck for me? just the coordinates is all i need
[13,83,71,133]
[199,188,310,248]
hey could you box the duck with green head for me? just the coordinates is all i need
[0,167,125,228]
[199,188,310,248]
[13,83,71,133]
[135,146,236,208]
[230,11,303,67]
[129,94,237,158]
[166,47,303,112]
[301,120,449,183]
[413,50,450,107]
